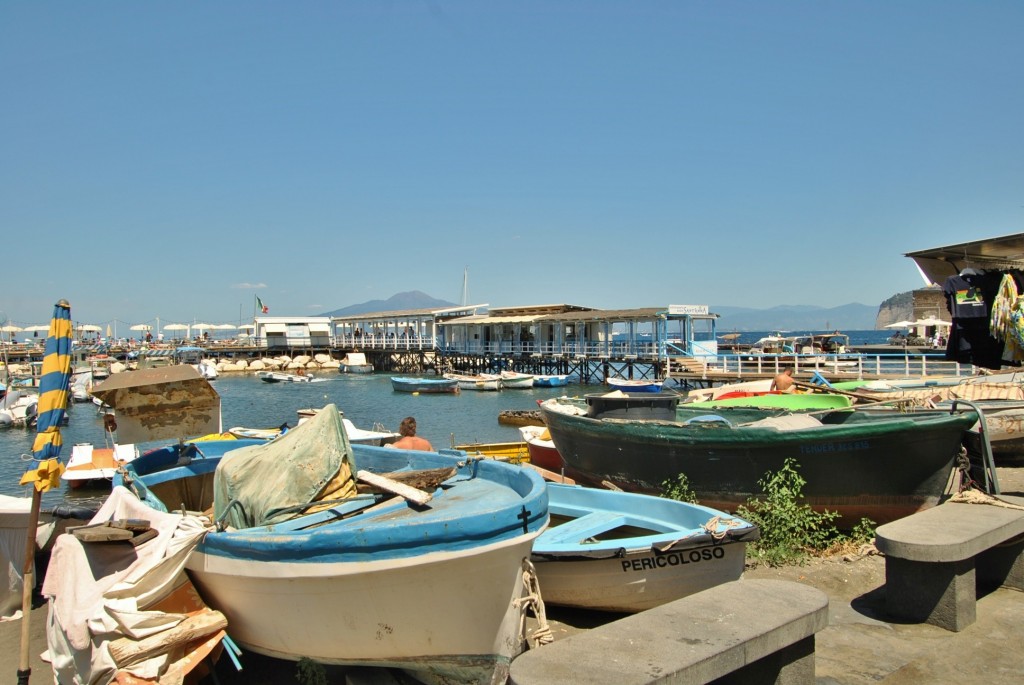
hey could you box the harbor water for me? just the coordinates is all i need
[0,373,584,507]
[0,329,898,507]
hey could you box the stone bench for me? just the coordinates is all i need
[874,494,1024,632]
[509,579,828,685]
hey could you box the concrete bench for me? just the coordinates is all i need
[509,579,828,685]
[874,494,1024,632]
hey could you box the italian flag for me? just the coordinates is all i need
[257,296,269,313]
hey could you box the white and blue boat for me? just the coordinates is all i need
[114,404,548,684]
[606,377,663,393]
[390,376,459,393]
[532,374,569,388]
[532,483,758,613]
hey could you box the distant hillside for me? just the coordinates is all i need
[711,303,878,332]
[322,291,457,317]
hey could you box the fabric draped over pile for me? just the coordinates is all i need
[213,403,358,529]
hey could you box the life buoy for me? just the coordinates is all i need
[103,414,117,433]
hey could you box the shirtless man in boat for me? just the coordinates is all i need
[770,367,796,393]
[390,416,433,451]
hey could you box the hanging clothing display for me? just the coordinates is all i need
[942,269,1019,370]
[990,272,1024,363]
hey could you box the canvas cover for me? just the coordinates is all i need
[213,403,357,529]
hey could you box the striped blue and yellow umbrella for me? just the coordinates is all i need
[20,299,72,492]
[17,300,72,684]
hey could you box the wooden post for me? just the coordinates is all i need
[17,488,41,684]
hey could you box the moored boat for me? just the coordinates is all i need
[445,372,503,391]
[540,396,979,525]
[533,374,569,388]
[499,371,535,388]
[390,376,459,394]
[62,442,140,488]
[518,425,562,471]
[339,352,374,374]
[533,483,758,612]
[606,377,663,393]
[114,405,549,684]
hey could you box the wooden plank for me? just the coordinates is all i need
[108,609,228,667]
[357,470,433,505]
[356,467,455,495]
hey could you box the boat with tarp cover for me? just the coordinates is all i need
[114,404,548,684]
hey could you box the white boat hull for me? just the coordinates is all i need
[533,540,747,613]
[186,533,539,683]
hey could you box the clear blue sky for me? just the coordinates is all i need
[2,2,1022,331]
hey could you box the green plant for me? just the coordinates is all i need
[661,472,698,503]
[296,657,327,685]
[735,457,841,566]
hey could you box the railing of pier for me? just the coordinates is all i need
[680,352,978,379]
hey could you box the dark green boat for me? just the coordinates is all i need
[539,396,978,525]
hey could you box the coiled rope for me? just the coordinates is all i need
[514,558,553,648]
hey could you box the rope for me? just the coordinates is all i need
[656,515,745,551]
[949,488,1024,511]
[513,558,553,648]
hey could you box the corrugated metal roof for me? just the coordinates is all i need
[906,233,1024,284]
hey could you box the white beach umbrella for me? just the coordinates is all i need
[914,317,951,328]
[237,324,256,331]
[129,324,152,332]
[214,324,237,330]
[24,325,50,332]
[884,320,916,329]
[192,323,214,331]
[163,324,190,337]
[78,324,102,333]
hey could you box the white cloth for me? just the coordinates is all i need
[41,486,208,684]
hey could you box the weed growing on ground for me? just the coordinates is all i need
[736,458,848,567]
[661,472,698,503]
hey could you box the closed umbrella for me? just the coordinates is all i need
[17,300,72,684]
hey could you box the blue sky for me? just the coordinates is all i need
[2,2,1022,331]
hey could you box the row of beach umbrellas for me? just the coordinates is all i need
[2,323,257,334]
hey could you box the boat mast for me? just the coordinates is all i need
[461,267,469,306]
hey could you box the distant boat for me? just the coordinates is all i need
[499,371,535,389]
[390,376,459,394]
[338,352,374,374]
[174,346,218,380]
[257,370,319,384]
[533,483,758,613]
[445,372,502,391]
[533,374,569,388]
[606,377,663,393]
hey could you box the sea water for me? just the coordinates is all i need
[0,329,898,505]
[0,373,583,506]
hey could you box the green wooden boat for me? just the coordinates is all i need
[540,396,978,526]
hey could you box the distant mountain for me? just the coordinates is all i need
[711,303,879,332]
[322,291,457,317]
